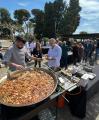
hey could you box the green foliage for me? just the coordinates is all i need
[59,0,81,35]
[80,31,88,34]
[0,8,11,23]
[0,0,81,39]
[43,37,49,42]
[31,9,44,39]
[53,0,66,34]
[0,27,11,38]
[44,2,55,38]
[43,0,66,38]
[32,0,81,38]
[14,9,31,24]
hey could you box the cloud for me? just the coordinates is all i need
[80,0,99,20]
[80,0,99,11]
[80,11,99,20]
[18,2,30,7]
[76,0,99,33]
[63,0,99,33]
[75,18,99,33]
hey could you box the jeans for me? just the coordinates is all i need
[0,53,3,60]
[34,60,41,67]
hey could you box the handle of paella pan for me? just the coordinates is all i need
[42,63,55,73]
[62,95,69,103]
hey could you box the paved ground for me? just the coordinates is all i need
[36,90,99,120]
[0,40,12,48]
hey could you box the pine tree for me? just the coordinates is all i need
[44,0,66,38]
[59,0,81,35]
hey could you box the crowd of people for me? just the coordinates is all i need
[0,36,99,70]
[2,37,62,71]
[54,39,96,68]
[71,40,95,65]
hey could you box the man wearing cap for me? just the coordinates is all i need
[3,36,35,71]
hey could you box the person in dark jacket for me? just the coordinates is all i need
[33,42,42,67]
[78,43,84,63]
[95,39,99,60]
[60,41,68,69]
[72,42,79,65]
[0,46,3,60]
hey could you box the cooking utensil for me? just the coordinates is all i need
[7,71,11,79]
[0,67,58,107]
[7,67,12,80]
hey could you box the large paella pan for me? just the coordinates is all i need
[0,68,58,107]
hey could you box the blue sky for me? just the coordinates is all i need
[0,0,99,34]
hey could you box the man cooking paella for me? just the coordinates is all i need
[3,36,37,71]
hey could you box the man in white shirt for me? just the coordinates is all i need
[29,41,36,54]
[25,40,36,55]
[47,38,62,68]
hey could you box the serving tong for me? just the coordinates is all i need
[7,67,32,80]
